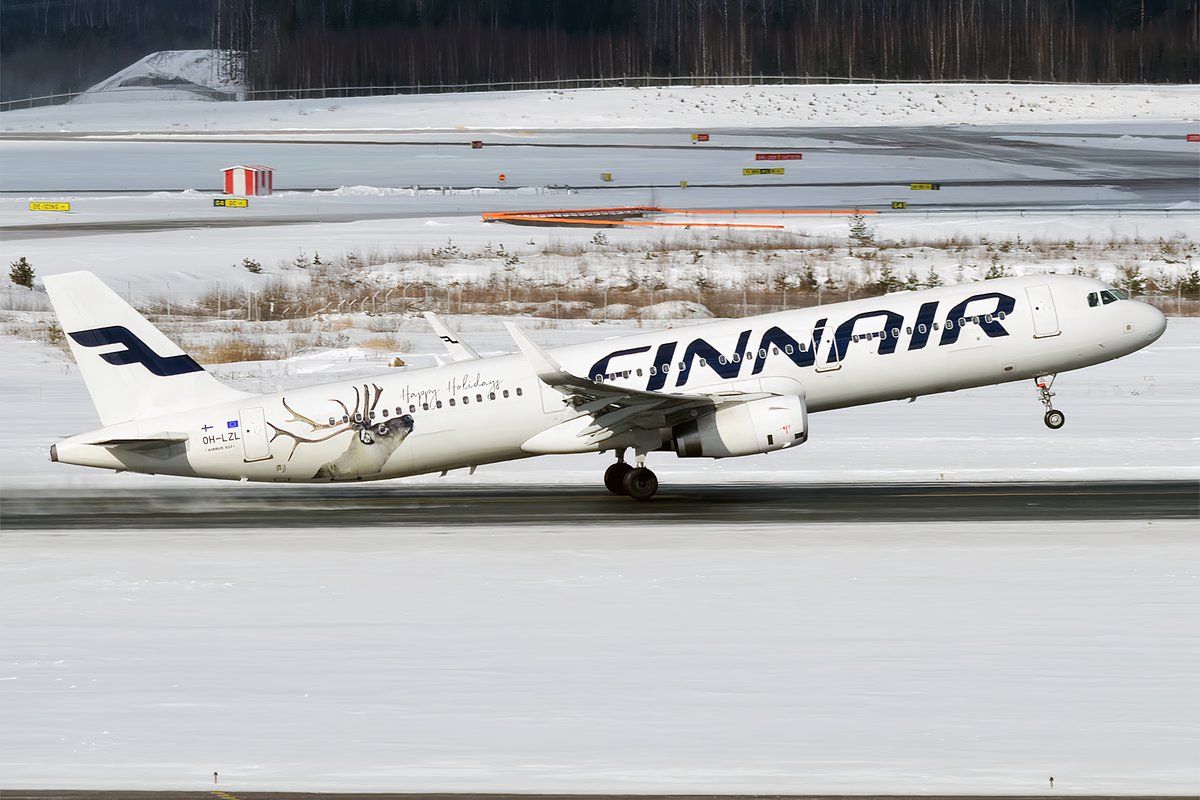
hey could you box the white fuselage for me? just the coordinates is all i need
[52,274,1166,482]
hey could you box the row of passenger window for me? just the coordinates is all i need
[850,310,1008,343]
[596,311,1009,381]
[329,387,525,425]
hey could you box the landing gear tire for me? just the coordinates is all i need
[604,461,633,495]
[622,467,659,501]
[1035,376,1065,431]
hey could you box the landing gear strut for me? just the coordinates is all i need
[1036,375,1065,430]
[604,448,659,500]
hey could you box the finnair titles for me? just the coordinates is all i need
[45,271,1165,499]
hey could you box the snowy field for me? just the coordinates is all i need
[2,519,1196,792]
[3,77,1195,306]
[4,82,1198,133]
[3,209,1196,303]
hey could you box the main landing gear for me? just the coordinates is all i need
[1036,375,1066,430]
[604,449,659,501]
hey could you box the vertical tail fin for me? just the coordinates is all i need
[43,271,249,425]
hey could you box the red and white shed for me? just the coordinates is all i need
[222,164,274,196]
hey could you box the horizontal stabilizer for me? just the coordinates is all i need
[93,433,189,452]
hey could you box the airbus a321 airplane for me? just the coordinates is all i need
[45,270,1165,500]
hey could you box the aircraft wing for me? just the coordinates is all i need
[504,322,767,446]
[424,312,481,362]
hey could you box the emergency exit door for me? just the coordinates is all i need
[1025,284,1061,338]
[814,323,842,372]
[239,407,273,462]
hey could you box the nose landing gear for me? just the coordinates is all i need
[1036,376,1065,429]
[604,448,659,500]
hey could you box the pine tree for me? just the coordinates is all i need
[848,212,874,249]
[1120,263,1146,296]
[9,257,34,288]
[1178,268,1200,300]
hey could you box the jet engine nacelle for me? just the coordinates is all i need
[673,394,808,458]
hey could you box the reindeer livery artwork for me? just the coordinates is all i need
[269,383,415,480]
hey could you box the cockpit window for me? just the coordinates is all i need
[1090,289,1128,307]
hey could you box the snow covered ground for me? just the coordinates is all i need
[4,82,1198,133]
[2,519,1196,792]
[2,209,1196,309]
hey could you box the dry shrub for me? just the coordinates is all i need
[195,338,271,363]
[360,335,402,352]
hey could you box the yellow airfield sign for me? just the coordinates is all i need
[891,201,908,209]
[29,201,71,212]
[214,198,249,208]
[743,167,785,176]
[909,182,941,191]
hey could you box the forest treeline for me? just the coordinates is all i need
[231,0,1198,88]
[0,0,212,101]
[2,0,1197,101]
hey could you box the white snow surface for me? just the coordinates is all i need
[74,50,243,104]
[1,519,1196,792]
[4,83,1198,133]
[3,207,1197,302]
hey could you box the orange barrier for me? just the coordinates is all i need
[661,207,879,215]
[482,206,875,230]
[495,215,784,230]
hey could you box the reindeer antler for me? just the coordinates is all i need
[269,384,388,462]
[282,398,342,431]
[368,383,383,415]
[271,394,354,461]
[268,422,351,461]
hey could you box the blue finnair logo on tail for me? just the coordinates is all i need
[68,326,204,377]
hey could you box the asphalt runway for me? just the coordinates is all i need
[2,480,1194,530]
[4,794,1190,800]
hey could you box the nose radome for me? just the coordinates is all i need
[1141,302,1167,342]
[1142,299,1161,338]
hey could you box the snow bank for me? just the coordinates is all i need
[5,82,1196,133]
[638,300,714,319]
[73,50,244,104]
